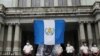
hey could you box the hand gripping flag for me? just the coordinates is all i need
[33,19,65,45]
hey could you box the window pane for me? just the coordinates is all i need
[44,0,54,7]
[62,0,67,6]
[49,0,54,6]
[72,0,80,6]
[58,0,67,6]
[32,0,35,7]
[44,0,49,6]
[35,0,40,7]
[18,0,27,7]
[58,0,63,6]
[32,0,40,7]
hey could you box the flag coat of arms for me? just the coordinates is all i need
[34,19,65,45]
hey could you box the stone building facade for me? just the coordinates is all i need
[0,0,100,55]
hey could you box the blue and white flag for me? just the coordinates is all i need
[34,19,65,45]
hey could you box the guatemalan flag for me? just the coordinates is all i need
[34,19,65,45]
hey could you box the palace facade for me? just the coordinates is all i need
[0,0,100,55]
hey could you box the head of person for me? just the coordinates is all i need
[67,42,71,47]
[83,42,87,46]
[92,43,97,47]
[26,41,30,46]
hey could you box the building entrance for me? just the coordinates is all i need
[21,22,79,55]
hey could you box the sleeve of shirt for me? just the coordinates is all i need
[23,46,26,51]
[66,47,67,52]
[60,47,63,52]
[90,47,93,52]
[23,46,27,53]
[72,46,75,51]
[80,47,83,51]
[97,48,99,51]
[31,45,33,50]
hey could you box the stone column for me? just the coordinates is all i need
[87,22,93,47]
[79,22,86,44]
[0,25,4,55]
[97,21,100,48]
[13,24,21,55]
[54,0,58,6]
[40,0,44,6]
[6,24,13,51]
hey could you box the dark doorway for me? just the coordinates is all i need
[21,31,33,50]
[64,22,79,55]
[21,24,35,55]
[21,22,79,56]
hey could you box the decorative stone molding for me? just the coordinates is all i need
[0,4,5,12]
[85,21,94,24]
[78,21,87,24]
[93,2,100,15]
[96,19,100,22]
[0,2,100,24]
[0,4,6,18]
[93,2,100,10]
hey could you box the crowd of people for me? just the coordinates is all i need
[23,41,100,56]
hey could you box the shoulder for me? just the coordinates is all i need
[80,46,84,49]
[71,46,74,48]
[86,46,88,48]
[24,45,27,47]
[66,46,69,48]
[70,46,73,48]
[80,46,83,48]
[91,47,94,49]
[29,45,33,47]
